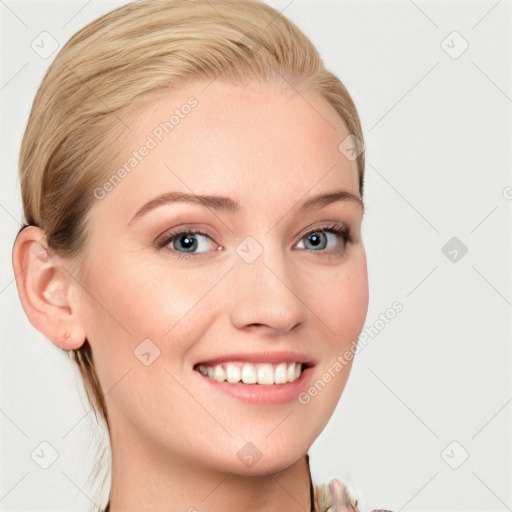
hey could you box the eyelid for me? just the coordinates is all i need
[299,221,348,238]
[153,225,218,248]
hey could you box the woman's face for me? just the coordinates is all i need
[76,80,368,475]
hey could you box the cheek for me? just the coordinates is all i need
[336,252,369,338]
[300,250,369,346]
[78,255,226,378]
[295,255,368,430]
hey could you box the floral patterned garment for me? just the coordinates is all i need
[313,478,393,512]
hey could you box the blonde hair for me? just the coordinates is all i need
[17,0,365,507]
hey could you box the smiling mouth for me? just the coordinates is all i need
[194,361,310,385]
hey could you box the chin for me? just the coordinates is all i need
[223,436,311,476]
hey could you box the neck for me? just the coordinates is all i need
[106,415,313,512]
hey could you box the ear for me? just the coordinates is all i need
[12,226,86,350]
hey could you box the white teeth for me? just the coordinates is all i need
[287,362,296,382]
[274,363,288,384]
[197,361,304,385]
[241,364,257,384]
[257,364,274,385]
[226,363,241,383]
[213,365,226,382]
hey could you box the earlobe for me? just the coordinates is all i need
[12,226,86,351]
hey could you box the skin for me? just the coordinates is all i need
[13,79,369,511]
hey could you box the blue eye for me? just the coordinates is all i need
[156,223,350,260]
[296,225,349,253]
[157,229,219,259]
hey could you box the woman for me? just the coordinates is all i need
[12,1,391,510]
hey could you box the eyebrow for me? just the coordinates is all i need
[129,189,364,224]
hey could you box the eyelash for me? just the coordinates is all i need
[154,223,351,260]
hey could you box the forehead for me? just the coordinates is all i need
[94,80,360,222]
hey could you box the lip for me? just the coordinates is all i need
[193,355,317,406]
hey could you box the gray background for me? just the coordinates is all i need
[1,0,511,510]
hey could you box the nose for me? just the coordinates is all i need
[229,242,308,336]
